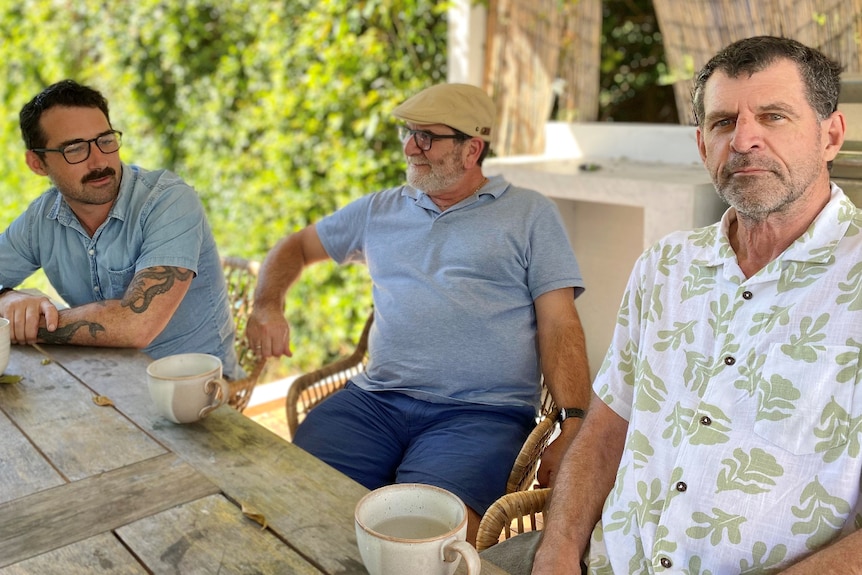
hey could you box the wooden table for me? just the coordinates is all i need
[0,345,508,574]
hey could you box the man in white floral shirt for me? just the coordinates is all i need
[532,36,862,574]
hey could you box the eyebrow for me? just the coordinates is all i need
[704,102,800,123]
[56,129,115,148]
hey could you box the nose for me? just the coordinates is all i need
[403,134,422,156]
[730,116,763,153]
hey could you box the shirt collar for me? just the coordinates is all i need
[401,174,507,212]
[708,182,853,268]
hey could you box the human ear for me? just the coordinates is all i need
[822,110,846,162]
[25,150,48,176]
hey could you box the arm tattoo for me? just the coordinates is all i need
[121,267,193,313]
[38,321,106,344]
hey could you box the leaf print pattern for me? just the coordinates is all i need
[755,374,801,422]
[628,430,654,469]
[605,478,664,534]
[716,448,784,494]
[791,477,851,549]
[732,349,765,396]
[837,261,862,311]
[689,404,732,446]
[681,260,715,301]
[813,398,858,461]
[779,314,829,362]
[686,508,746,545]
[683,555,714,575]
[656,243,682,276]
[708,293,742,336]
[738,541,787,575]
[663,402,695,447]
[655,320,696,351]
[777,261,830,293]
[748,305,792,337]
[835,337,862,384]
[634,359,667,413]
[689,226,716,248]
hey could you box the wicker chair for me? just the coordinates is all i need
[220,256,268,411]
[476,487,551,551]
[285,310,375,438]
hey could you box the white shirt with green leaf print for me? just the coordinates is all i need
[590,185,862,574]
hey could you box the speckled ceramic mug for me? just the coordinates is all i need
[355,483,481,575]
[146,353,229,424]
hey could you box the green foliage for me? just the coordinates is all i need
[599,0,677,122]
[0,0,448,372]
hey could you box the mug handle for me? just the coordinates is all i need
[198,377,230,419]
[443,540,481,574]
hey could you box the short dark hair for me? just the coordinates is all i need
[691,36,842,126]
[19,79,112,150]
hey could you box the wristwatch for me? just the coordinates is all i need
[558,407,586,423]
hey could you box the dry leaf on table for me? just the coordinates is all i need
[241,503,268,530]
[92,395,114,407]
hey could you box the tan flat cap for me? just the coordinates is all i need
[393,83,495,142]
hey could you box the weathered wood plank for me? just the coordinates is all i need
[0,453,219,567]
[0,409,65,505]
[0,347,165,481]
[0,532,147,575]
[116,494,322,574]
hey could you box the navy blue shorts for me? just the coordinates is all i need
[292,382,536,514]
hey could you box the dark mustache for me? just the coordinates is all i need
[82,167,115,183]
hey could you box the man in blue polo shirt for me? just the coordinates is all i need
[0,80,240,379]
[247,83,589,543]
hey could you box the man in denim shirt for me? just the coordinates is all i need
[0,80,240,379]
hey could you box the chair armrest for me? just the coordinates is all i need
[476,487,551,551]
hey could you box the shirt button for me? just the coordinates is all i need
[88,249,95,255]
[724,356,735,366]
[676,481,687,492]
[700,415,712,426]
[660,557,673,568]
[94,286,100,292]
[742,290,753,300]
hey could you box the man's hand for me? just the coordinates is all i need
[246,305,292,358]
[0,291,59,344]
[537,418,582,488]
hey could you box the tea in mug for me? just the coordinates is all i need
[371,515,452,540]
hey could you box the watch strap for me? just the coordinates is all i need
[558,407,586,423]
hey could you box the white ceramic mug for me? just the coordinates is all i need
[0,318,9,375]
[355,483,481,575]
[146,353,229,424]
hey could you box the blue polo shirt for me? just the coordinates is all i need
[0,164,239,378]
[316,175,584,409]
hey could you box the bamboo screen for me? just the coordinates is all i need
[652,0,862,124]
[484,0,602,156]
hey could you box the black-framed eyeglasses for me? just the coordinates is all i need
[31,130,123,165]
[398,126,469,151]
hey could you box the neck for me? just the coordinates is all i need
[730,187,831,277]
[430,174,489,211]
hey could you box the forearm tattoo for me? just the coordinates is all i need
[121,267,192,313]
[38,321,106,344]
